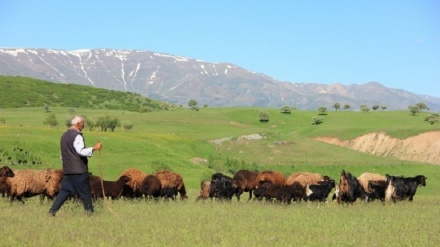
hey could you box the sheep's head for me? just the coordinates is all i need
[339,171,349,195]
[417,175,427,186]
[0,166,14,177]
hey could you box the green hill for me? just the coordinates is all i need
[0,106,439,196]
[0,76,176,111]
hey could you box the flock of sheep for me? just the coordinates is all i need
[197,169,427,204]
[0,165,427,205]
[0,166,187,203]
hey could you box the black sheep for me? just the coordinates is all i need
[366,180,388,201]
[385,174,427,202]
[306,179,335,202]
[209,173,234,201]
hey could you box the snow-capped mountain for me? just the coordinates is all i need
[1,48,439,111]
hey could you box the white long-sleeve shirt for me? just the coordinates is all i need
[73,134,94,157]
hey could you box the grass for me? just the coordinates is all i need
[1,196,439,247]
[1,106,439,246]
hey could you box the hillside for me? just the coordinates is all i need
[315,131,440,165]
[1,48,439,111]
[0,76,176,111]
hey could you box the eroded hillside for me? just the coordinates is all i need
[315,131,440,165]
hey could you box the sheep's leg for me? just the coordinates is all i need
[247,190,253,201]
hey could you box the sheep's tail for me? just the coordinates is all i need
[97,138,119,218]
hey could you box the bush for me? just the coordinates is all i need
[312,116,324,125]
[43,113,58,127]
[280,105,291,114]
[259,111,269,122]
[424,113,439,125]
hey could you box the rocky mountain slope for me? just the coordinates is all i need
[1,48,439,110]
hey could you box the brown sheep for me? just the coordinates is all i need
[196,180,211,201]
[255,170,286,187]
[231,170,259,201]
[7,168,62,203]
[0,166,15,197]
[153,170,188,200]
[139,175,162,200]
[285,172,329,188]
[90,175,130,200]
[43,169,63,200]
[357,172,386,193]
[118,168,148,198]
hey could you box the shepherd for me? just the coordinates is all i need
[48,115,102,216]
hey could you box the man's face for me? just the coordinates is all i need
[78,120,85,131]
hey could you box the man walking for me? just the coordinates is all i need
[48,115,102,216]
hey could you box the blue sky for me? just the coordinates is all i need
[1,0,439,97]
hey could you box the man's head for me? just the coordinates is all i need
[71,116,85,131]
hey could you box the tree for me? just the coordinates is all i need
[188,99,198,110]
[332,103,340,111]
[259,111,269,122]
[44,113,58,127]
[280,105,291,114]
[381,105,387,110]
[85,116,95,131]
[343,104,351,110]
[372,105,379,111]
[360,105,370,112]
[424,113,439,125]
[416,102,429,112]
[408,105,420,116]
[96,115,120,132]
[318,107,327,115]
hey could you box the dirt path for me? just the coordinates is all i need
[314,131,440,165]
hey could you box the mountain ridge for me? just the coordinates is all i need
[1,48,439,111]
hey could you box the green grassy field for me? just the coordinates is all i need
[1,107,439,246]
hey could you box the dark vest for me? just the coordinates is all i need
[60,128,88,174]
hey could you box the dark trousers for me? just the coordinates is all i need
[49,173,93,214]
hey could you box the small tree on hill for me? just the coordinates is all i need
[96,115,121,132]
[332,103,340,111]
[416,102,429,112]
[318,107,327,115]
[381,105,387,110]
[360,105,370,112]
[408,105,420,116]
[188,99,198,110]
[372,105,380,111]
[343,104,351,110]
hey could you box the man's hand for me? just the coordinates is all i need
[93,142,102,151]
